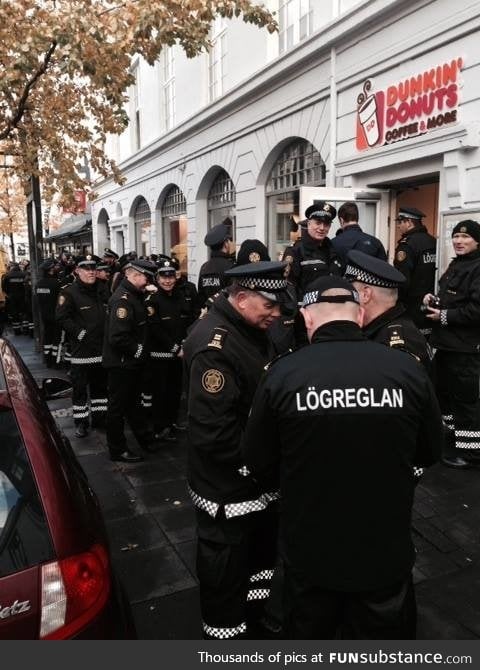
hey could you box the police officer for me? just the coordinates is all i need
[103,258,158,462]
[36,258,61,367]
[344,250,431,369]
[55,255,108,437]
[332,201,387,269]
[286,201,342,302]
[394,207,436,333]
[424,220,480,469]
[197,222,235,308]
[183,261,288,640]
[1,262,26,335]
[170,256,202,323]
[145,258,192,441]
[102,248,120,292]
[242,275,442,639]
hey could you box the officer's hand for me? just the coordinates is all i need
[426,307,440,321]
[423,293,436,306]
[145,284,158,293]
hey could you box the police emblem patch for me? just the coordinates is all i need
[284,255,293,264]
[396,250,407,262]
[147,305,155,316]
[202,369,225,394]
[116,307,128,319]
[249,252,261,263]
[58,295,65,306]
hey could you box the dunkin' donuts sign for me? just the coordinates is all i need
[355,57,463,151]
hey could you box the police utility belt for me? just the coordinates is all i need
[188,485,279,519]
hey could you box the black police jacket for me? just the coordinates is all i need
[183,292,277,515]
[102,278,148,369]
[362,303,431,370]
[177,277,201,322]
[394,225,436,329]
[332,224,387,269]
[430,249,480,353]
[197,251,235,308]
[2,270,26,300]
[242,321,442,592]
[146,286,192,359]
[55,279,107,364]
[36,276,60,320]
[287,231,342,300]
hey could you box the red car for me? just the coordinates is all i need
[0,337,134,639]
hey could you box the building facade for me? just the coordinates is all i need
[92,0,480,282]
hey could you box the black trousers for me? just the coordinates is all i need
[151,357,183,433]
[106,367,151,455]
[6,296,25,334]
[195,503,278,640]
[284,571,416,640]
[70,363,108,427]
[434,350,480,455]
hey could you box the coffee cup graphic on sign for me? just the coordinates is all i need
[357,80,379,147]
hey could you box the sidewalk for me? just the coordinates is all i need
[12,334,480,640]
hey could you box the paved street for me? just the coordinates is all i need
[9,333,480,640]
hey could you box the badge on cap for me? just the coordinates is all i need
[116,307,128,319]
[460,226,467,233]
[202,369,225,394]
[249,252,261,263]
[86,255,92,261]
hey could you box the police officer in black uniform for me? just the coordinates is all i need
[197,222,235,308]
[36,258,61,367]
[344,250,431,370]
[286,201,342,302]
[183,261,289,640]
[394,207,437,333]
[424,219,480,469]
[55,255,108,437]
[102,248,120,293]
[170,256,202,323]
[145,257,193,441]
[242,275,442,639]
[1,262,26,335]
[103,258,158,462]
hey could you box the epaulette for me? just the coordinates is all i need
[264,348,294,371]
[387,324,406,349]
[207,327,228,350]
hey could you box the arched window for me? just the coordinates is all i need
[96,208,110,254]
[207,169,236,242]
[133,197,151,256]
[266,139,325,260]
[161,185,188,275]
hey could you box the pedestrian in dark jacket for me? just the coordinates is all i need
[424,219,480,469]
[332,201,387,269]
[36,258,61,367]
[102,258,158,462]
[197,222,235,308]
[242,275,442,640]
[394,207,436,333]
[1,263,26,335]
[55,255,108,437]
[183,261,288,640]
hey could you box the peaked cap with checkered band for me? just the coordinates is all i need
[225,260,288,303]
[344,250,406,288]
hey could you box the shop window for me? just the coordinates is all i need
[161,185,188,275]
[207,170,236,243]
[133,197,151,256]
[266,139,325,260]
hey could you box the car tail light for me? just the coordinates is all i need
[39,544,111,639]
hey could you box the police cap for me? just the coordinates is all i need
[236,239,270,265]
[75,254,99,269]
[156,258,177,275]
[344,250,406,289]
[305,201,337,222]
[124,258,156,278]
[225,261,288,303]
[302,276,360,307]
[204,223,231,247]
[397,207,425,221]
[103,248,119,260]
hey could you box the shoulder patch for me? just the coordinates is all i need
[116,306,128,319]
[208,327,228,350]
[147,305,155,316]
[202,369,225,393]
[396,250,407,262]
[264,348,294,371]
[387,324,405,349]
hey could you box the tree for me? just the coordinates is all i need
[0,167,27,260]
[0,0,277,208]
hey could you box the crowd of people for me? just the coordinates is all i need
[1,200,479,640]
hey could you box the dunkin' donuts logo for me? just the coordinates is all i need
[356,58,463,151]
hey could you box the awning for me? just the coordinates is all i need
[45,214,91,240]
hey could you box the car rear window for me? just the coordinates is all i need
[0,408,55,577]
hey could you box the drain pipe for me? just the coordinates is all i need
[328,45,337,187]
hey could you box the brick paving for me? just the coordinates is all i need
[10,334,480,639]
